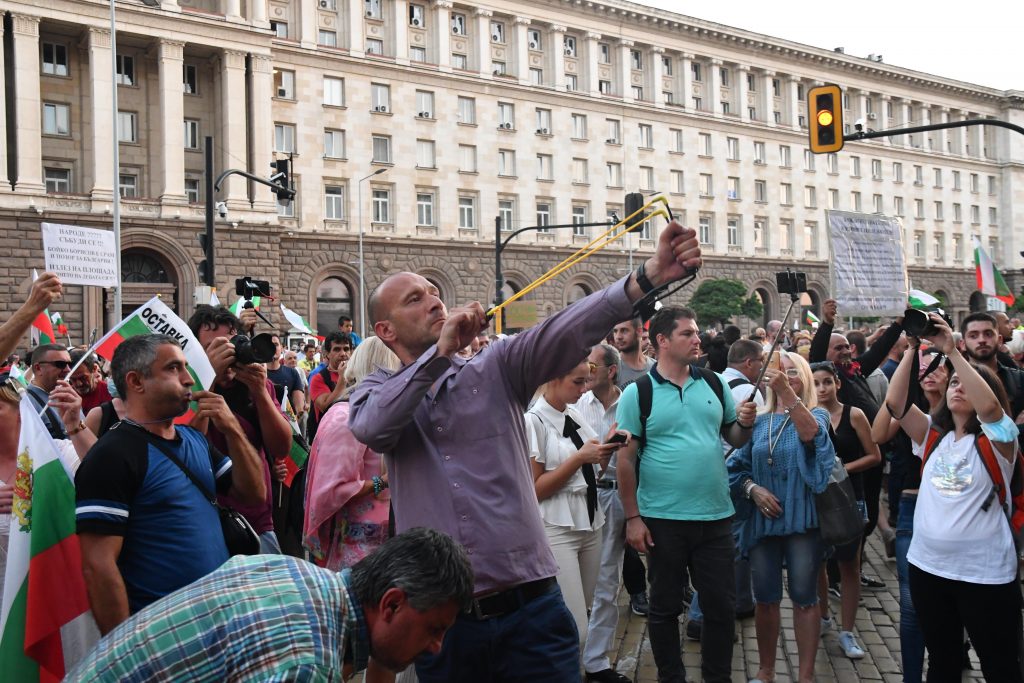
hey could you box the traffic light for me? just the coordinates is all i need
[808,84,844,154]
[198,233,213,286]
[624,192,646,233]
[269,158,295,204]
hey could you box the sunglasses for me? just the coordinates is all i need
[37,360,72,370]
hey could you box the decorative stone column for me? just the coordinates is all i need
[250,53,275,211]
[787,76,801,128]
[432,0,452,68]
[346,0,364,56]
[299,0,316,48]
[619,38,634,102]
[585,31,601,97]
[224,0,242,21]
[651,46,664,107]
[11,14,44,193]
[512,16,530,85]
[155,39,186,205]
[737,64,749,121]
[85,26,114,201]
[217,49,249,207]
[392,0,409,62]
[680,52,693,110]
[762,70,776,126]
[473,8,492,74]
[0,23,11,189]
[548,24,566,90]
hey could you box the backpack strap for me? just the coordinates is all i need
[974,434,1007,512]
[636,373,653,455]
[691,365,728,432]
[919,426,945,473]
[728,377,751,390]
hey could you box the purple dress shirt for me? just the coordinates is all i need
[349,277,635,594]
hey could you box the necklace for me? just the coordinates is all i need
[767,412,791,466]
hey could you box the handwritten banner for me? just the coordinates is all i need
[41,223,118,288]
[826,210,908,317]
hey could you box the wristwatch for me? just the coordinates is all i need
[635,261,656,295]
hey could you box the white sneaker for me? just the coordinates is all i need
[838,630,865,659]
[820,616,835,635]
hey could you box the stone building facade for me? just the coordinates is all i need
[1,0,1020,347]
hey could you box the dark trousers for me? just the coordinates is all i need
[862,463,883,540]
[623,545,647,595]
[415,583,581,682]
[909,563,1023,683]
[645,516,735,683]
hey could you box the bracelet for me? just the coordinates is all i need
[743,479,757,499]
[783,398,804,415]
[66,422,87,436]
[635,261,656,295]
[372,476,388,496]
[626,514,641,522]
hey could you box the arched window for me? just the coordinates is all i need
[315,277,353,337]
[122,251,170,283]
[567,283,591,304]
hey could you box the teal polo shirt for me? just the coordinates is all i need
[617,365,737,521]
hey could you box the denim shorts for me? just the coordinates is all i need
[748,530,823,607]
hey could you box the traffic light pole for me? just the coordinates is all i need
[844,118,1024,144]
[213,169,295,198]
[203,137,215,287]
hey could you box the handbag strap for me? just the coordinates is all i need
[119,422,219,507]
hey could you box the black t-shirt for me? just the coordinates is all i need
[830,404,864,499]
[266,365,302,406]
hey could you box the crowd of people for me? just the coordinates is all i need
[1,219,1023,682]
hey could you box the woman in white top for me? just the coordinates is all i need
[885,313,1022,683]
[526,359,620,644]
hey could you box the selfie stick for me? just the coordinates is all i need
[745,287,803,404]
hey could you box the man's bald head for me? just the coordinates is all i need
[828,333,853,365]
[369,272,448,365]
[369,272,426,325]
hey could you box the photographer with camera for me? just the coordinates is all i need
[188,305,293,554]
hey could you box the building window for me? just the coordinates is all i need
[803,149,815,171]
[970,173,980,193]
[416,90,434,118]
[804,187,817,208]
[607,162,622,187]
[319,30,338,47]
[726,176,740,200]
[44,168,71,194]
[913,233,923,259]
[698,215,713,245]
[954,235,963,260]
[184,178,200,204]
[274,69,295,99]
[119,172,139,198]
[498,102,515,128]
[183,64,198,94]
[719,67,730,86]
[828,189,839,210]
[451,13,466,35]
[915,199,925,219]
[571,113,587,139]
[752,141,765,164]
[498,199,515,230]
[490,21,505,43]
[183,119,199,149]
[780,182,792,205]
[754,219,766,249]
[535,108,552,133]
[934,168,943,188]
[747,72,756,91]
[693,97,703,111]
[873,193,883,213]
[871,159,882,179]
[278,186,295,217]
[851,156,861,177]
[270,20,288,38]
[727,218,740,247]
[491,61,506,76]
[953,203,962,222]
[805,222,818,254]
[990,207,998,224]
[117,111,137,143]
[671,169,685,194]
[417,192,435,226]
[42,102,70,136]
[409,46,428,62]
[498,149,516,176]
[458,196,476,229]
[699,173,713,197]
[826,153,838,174]
[893,162,903,183]
[566,74,578,91]
[722,101,731,115]
[662,55,673,75]
[115,54,135,85]
[779,145,791,167]
[639,124,653,148]
[537,154,553,180]
[457,96,476,124]
[691,61,702,81]
[780,220,794,251]
[572,158,588,184]
[914,165,924,185]
[630,49,642,70]
[699,133,712,156]
[275,123,296,153]
[42,42,69,76]
[772,78,781,96]
[366,39,384,55]
[564,36,577,57]
[324,76,345,106]
[372,188,391,222]
[451,53,466,68]
[409,4,425,26]
[607,119,621,144]
[894,196,904,216]
[365,0,382,19]
[459,144,477,173]
[754,179,767,203]
[535,202,551,229]
[324,185,345,219]
[527,28,542,50]
[988,175,997,195]
[572,205,588,235]
[599,43,611,64]
[934,201,944,220]
[671,129,684,153]
[640,166,654,191]
[529,68,543,85]
[727,137,740,161]
[371,83,390,112]
[416,139,436,168]
[372,135,392,163]
[598,80,612,95]
[324,129,345,158]
[851,191,862,211]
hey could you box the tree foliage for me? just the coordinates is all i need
[688,279,762,328]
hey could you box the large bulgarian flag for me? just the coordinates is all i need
[974,237,1016,306]
[281,393,309,487]
[93,296,216,424]
[29,271,56,347]
[0,395,99,681]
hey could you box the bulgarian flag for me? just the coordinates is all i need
[280,304,315,335]
[280,393,309,487]
[806,310,821,326]
[0,395,99,681]
[229,296,260,316]
[29,271,56,347]
[909,289,940,309]
[50,313,67,338]
[974,237,1016,306]
[93,296,216,424]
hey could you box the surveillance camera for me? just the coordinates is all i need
[854,118,865,132]
[216,201,228,218]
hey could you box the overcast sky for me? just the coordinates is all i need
[640,1,1020,91]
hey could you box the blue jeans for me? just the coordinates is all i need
[895,493,924,683]
[688,519,753,623]
[414,583,580,682]
[748,530,822,607]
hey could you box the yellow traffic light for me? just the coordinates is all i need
[808,84,844,154]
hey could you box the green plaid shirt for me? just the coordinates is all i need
[66,555,369,682]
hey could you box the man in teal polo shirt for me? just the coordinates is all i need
[616,306,756,683]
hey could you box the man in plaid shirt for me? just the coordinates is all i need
[65,528,473,682]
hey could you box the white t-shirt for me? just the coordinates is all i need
[908,414,1019,584]
[525,396,605,532]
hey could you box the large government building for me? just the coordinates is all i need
[1,0,1021,343]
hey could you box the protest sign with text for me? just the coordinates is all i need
[826,210,908,317]
[41,223,118,288]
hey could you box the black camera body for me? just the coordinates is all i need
[230,333,276,365]
[235,277,271,299]
[902,308,953,338]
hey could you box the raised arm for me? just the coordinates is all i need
[884,343,929,445]
[0,273,62,362]
[857,319,904,376]
[809,299,836,363]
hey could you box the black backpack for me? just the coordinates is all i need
[305,367,336,447]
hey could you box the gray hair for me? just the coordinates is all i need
[110,334,181,399]
[349,527,474,612]
[594,343,620,368]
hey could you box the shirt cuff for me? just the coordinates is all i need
[413,345,453,381]
[980,413,1020,444]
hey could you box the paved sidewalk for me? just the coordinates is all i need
[604,532,987,682]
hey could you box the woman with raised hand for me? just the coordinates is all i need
[728,351,835,683]
[885,313,1023,682]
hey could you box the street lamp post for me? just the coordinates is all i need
[357,168,388,339]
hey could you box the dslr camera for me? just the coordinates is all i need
[902,308,953,338]
[230,276,276,365]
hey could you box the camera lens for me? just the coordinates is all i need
[902,309,929,337]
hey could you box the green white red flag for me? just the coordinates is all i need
[229,296,260,316]
[280,393,309,487]
[29,271,56,347]
[92,296,216,424]
[805,310,821,326]
[974,237,1016,306]
[0,395,99,681]
[49,313,67,338]
[908,289,940,309]
[280,304,315,335]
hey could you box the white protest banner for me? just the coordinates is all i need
[41,223,118,288]
[826,210,908,317]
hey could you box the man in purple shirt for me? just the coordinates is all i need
[349,222,702,682]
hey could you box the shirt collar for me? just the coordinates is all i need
[340,568,370,672]
[722,367,747,382]
[649,364,705,390]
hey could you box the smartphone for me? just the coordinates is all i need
[605,432,628,446]
[768,350,782,371]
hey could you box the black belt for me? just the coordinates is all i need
[468,577,556,620]
[596,480,618,490]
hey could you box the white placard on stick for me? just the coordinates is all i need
[826,210,908,317]
[41,222,118,288]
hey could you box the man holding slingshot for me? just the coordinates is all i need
[349,217,702,682]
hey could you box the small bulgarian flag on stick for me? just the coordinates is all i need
[229,296,260,316]
[908,289,940,309]
[280,304,315,335]
[29,271,56,347]
[806,310,821,326]
[92,296,216,424]
[974,237,1016,306]
[280,394,309,487]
